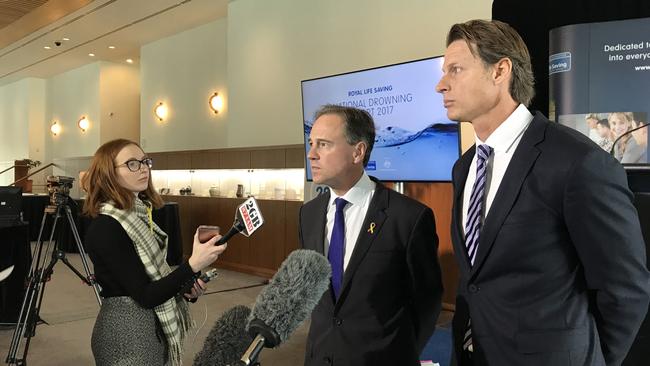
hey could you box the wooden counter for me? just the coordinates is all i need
[162,195,302,278]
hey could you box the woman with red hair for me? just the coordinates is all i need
[82,139,226,365]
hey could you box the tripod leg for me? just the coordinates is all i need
[28,247,62,336]
[5,269,39,364]
[27,213,49,280]
[20,210,64,366]
[58,254,89,285]
[6,208,59,365]
[64,205,102,305]
[29,209,63,330]
[16,206,68,365]
[6,201,103,365]
[6,211,48,363]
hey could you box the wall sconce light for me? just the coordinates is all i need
[50,121,61,136]
[154,102,168,122]
[78,116,90,132]
[209,92,223,114]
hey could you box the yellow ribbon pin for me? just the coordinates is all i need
[367,222,376,234]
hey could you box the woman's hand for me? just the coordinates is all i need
[184,279,207,300]
[188,229,228,273]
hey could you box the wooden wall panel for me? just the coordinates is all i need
[146,145,306,171]
[164,179,456,297]
[285,147,305,168]
[404,182,457,306]
[167,152,191,170]
[251,149,285,169]
[192,197,221,229]
[191,151,220,169]
[251,200,285,270]
[215,198,250,266]
[148,153,168,170]
[220,150,250,169]
[284,201,302,259]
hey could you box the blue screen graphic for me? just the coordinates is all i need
[301,57,460,182]
[550,17,650,165]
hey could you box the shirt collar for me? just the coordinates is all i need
[474,104,533,153]
[328,171,375,208]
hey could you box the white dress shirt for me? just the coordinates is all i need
[462,104,534,234]
[324,172,376,271]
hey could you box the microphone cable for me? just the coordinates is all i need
[201,281,268,296]
[610,122,650,155]
[191,302,209,349]
[190,281,268,346]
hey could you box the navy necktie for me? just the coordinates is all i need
[463,144,492,352]
[328,197,348,300]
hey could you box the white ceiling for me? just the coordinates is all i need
[0,0,229,86]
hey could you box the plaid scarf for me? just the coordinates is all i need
[100,198,193,366]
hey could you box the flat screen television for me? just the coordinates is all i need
[549,17,650,167]
[301,56,460,182]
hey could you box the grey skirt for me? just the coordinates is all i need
[91,296,167,366]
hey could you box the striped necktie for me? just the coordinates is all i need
[464,144,493,266]
[463,144,492,352]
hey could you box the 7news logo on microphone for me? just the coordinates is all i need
[237,197,264,237]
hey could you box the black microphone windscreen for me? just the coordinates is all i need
[248,249,331,344]
[193,305,252,366]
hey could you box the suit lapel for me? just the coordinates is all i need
[315,193,330,255]
[335,181,388,310]
[304,191,335,306]
[453,147,475,274]
[470,114,546,277]
[454,147,474,203]
[306,192,330,255]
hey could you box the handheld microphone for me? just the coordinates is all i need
[609,122,649,156]
[180,268,219,296]
[182,198,264,296]
[238,249,331,366]
[217,197,265,245]
[193,305,252,366]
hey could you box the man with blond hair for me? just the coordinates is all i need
[437,19,649,365]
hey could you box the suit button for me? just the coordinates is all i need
[468,284,479,293]
[334,317,343,326]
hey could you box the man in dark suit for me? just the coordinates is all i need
[436,19,650,365]
[300,104,443,366]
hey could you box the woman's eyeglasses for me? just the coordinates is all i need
[117,158,153,172]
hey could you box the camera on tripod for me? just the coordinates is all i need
[46,175,74,207]
[7,175,101,365]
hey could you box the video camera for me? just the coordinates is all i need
[46,175,74,206]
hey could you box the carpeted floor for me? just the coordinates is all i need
[0,251,453,365]
[421,327,452,366]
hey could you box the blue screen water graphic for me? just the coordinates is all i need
[301,57,460,182]
[304,121,458,181]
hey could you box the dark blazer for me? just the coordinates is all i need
[450,112,650,366]
[300,179,443,366]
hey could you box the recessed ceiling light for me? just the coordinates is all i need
[44,46,51,49]
[62,37,70,41]
[89,53,95,57]
[126,59,133,64]
[108,45,115,49]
